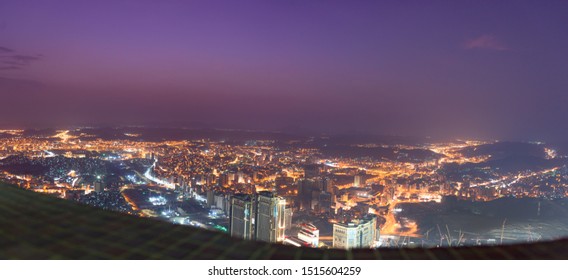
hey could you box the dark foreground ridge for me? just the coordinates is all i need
[1,182,567,260]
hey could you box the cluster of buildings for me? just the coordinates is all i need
[213,188,379,249]
[2,129,568,249]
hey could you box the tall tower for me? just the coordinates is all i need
[94,180,104,193]
[255,191,286,243]
[354,174,365,187]
[229,194,255,240]
[297,179,314,211]
[303,164,321,179]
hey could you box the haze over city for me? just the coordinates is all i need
[1,1,567,141]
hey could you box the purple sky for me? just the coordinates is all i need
[1,1,567,140]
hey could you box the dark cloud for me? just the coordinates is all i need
[0,46,14,53]
[11,54,42,63]
[0,66,21,70]
[0,52,42,70]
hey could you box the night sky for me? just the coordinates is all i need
[1,1,567,141]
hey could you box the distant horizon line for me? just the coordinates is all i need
[0,124,560,144]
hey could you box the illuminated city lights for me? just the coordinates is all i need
[1,128,568,248]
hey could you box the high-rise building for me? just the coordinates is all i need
[228,172,236,184]
[354,174,366,187]
[284,207,293,234]
[255,191,286,243]
[214,193,230,214]
[206,174,217,186]
[333,215,377,249]
[229,194,255,240]
[94,180,104,193]
[228,191,288,243]
[206,190,215,208]
[218,173,229,187]
[323,177,334,194]
[310,189,321,210]
[303,164,321,179]
[275,175,294,187]
[317,191,332,213]
[236,171,245,184]
[297,179,315,211]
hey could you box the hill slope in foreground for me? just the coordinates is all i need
[0,182,567,260]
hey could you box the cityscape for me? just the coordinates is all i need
[2,127,567,249]
[2,0,568,263]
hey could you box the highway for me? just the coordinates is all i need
[142,159,176,189]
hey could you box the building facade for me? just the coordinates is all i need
[298,223,319,247]
[255,191,286,243]
[333,215,377,249]
[229,194,255,240]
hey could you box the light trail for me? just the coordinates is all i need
[380,200,420,238]
[470,167,559,188]
[143,159,175,189]
[44,150,56,157]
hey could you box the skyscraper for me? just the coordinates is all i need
[297,179,315,211]
[303,164,321,179]
[94,180,104,193]
[284,207,293,235]
[255,191,286,243]
[333,215,377,249]
[354,174,366,187]
[323,177,334,194]
[317,191,332,214]
[229,194,255,240]
[218,173,229,187]
[206,190,214,208]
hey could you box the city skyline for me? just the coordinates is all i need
[2,126,568,250]
[3,0,568,268]
[1,1,568,141]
